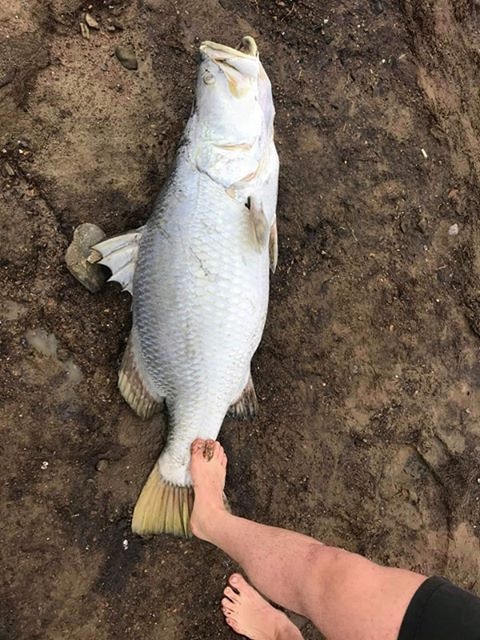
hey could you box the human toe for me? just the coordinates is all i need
[191,439,205,455]
[224,586,240,603]
[226,617,240,633]
[229,573,246,590]
[203,439,216,460]
[221,597,234,612]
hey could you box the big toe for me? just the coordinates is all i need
[229,573,248,591]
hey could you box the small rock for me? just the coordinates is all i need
[115,45,138,70]
[111,18,124,30]
[3,161,15,177]
[85,12,100,29]
[65,223,107,293]
[95,458,109,472]
[80,21,90,39]
[106,24,116,32]
[448,223,459,236]
[417,215,428,234]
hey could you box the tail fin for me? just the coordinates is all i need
[132,464,194,537]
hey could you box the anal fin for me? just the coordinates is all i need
[119,333,162,419]
[228,374,258,420]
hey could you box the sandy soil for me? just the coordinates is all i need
[1,0,480,638]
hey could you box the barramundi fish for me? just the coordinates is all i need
[90,36,279,536]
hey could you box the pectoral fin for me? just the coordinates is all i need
[88,227,144,294]
[248,198,269,251]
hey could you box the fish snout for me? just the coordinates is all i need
[200,36,259,96]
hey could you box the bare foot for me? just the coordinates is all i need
[221,574,303,640]
[189,438,227,541]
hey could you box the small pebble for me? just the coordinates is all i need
[448,223,459,236]
[80,22,90,39]
[115,45,138,70]
[122,539,129,550]
[95,458,109,472]
[41,461,49,470]
[3,161,15,177]
[85,12,100,29]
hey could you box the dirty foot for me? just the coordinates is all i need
[222,574,303,640]
[189,438,228,541]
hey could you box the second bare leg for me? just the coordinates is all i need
[189,439,426,640]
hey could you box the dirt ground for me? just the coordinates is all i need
[1,0,480,638]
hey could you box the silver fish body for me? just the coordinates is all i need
[92,36,278,536]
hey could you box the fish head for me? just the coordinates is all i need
[191,37,275,188]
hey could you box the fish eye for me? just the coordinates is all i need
[202,70,216,85]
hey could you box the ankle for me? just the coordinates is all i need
[190,503,226,541]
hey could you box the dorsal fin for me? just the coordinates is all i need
[228,373,258,419]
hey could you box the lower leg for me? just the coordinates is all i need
[190,440,426,640]
[190,439,322,615]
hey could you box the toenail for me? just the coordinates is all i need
[231,575,238,584]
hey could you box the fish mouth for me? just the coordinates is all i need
[200,36,258,59]
[200,36,259,95]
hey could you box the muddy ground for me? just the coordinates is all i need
[1,0,480,638]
